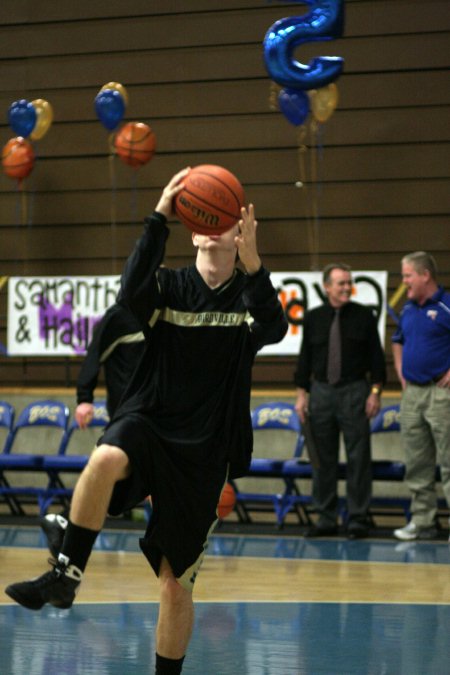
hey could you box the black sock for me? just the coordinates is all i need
[155,653,185,674]
[60,520,99,572]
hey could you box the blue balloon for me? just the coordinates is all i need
[94,89,125,131]
[8,99,37,138]
[278,88,310,126]
[264,0,345,91]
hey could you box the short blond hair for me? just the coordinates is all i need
[402,251,437,280]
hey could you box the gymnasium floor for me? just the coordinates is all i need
[1,524,449,675]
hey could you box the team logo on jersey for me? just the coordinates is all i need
[426,310,438,320]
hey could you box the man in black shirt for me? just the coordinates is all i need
[75,303,145,428]
[41,303,145,557]
[6,168,288,675]
[294,263,386,538]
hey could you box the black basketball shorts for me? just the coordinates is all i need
[98,412,228,591]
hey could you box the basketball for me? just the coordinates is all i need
[174,164,245,235]
[114,122,156,168]
[217,482,236,519]
[2,137,35,180]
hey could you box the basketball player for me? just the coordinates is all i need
[41,302,145,558]
[6,168,288,674]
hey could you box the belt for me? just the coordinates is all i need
[407,374,444,387]
[317,378,364,388]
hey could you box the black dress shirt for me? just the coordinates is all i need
[294,301,386,391]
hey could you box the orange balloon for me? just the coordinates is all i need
[114,122,156,168]
[217,483,236,519]
[30,98,53,140]
[2,136,35,180]
[100,81,129,107]
[310,83,339,123]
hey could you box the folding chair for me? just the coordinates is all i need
[42,400,110,511]
[231,402,307,527]
[0,400,69,516]
[367,404,411,518]
[0,401,20,515]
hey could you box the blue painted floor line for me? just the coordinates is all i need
[1,526,449,565]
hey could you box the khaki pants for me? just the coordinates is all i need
[401,383,450,527]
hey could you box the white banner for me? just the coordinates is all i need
[7,276,120,356]
[259,271,388,356]
[7,271,387,357]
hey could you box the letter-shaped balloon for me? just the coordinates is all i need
[264,0,345,91]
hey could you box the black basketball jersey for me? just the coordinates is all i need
[76,304,145,417]
[116,212,288,477]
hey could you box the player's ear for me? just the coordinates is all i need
[192,232,199,247]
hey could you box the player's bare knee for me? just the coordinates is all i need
[160,572,190,606]
[159,558,192,602]
[88,443,130,481]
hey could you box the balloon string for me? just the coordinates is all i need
[18,180,29,274]
[130,170,138,226]
[108,132,118,274]
[26,159,36,275]
[296,125,315,268]
[309,119,320,271]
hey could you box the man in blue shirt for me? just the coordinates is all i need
[392,251,450,541]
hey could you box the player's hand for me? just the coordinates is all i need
[155,167,190,219]
[75,402,95,430]
[235,204,261,274]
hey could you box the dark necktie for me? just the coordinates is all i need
[327,309,341,385]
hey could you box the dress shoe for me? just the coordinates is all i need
[347,521,370,539]
[304,524,338,538]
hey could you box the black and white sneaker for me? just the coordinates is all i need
[5,554,82,610]
[40,513,68,558]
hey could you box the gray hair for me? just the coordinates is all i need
[402,251,438,280]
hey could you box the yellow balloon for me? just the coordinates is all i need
[310,83,339,123]
[100,81,129,107]
[30,99,54,140]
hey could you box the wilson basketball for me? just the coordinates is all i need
[217,483,236,519]
[174,164,245,235]
[114,122,156,168]
[2,137,35,180]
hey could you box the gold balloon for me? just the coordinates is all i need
[309,83,339,123]
[30,99,54,140]
[100,81,129,107]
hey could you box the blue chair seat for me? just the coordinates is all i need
[43,455,89,473]
[282,459,313,479]
[248,458,285,475]
[0,454,43,469]
[372,460,405,481]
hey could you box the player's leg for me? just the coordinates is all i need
[5,443,130,610]
[155,556,193,673]
[70,443,130,529]
[40,511,69,557]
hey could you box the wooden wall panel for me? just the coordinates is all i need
[0,0,449,390]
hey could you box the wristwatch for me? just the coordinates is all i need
[371,386,381,396]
